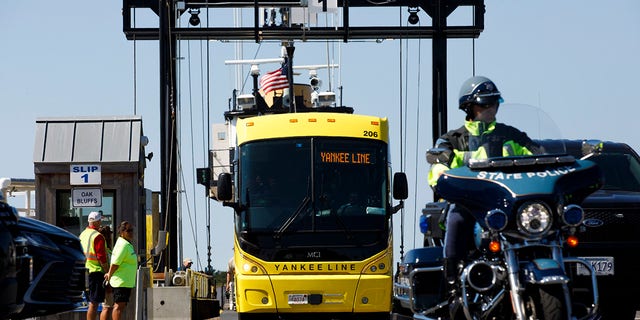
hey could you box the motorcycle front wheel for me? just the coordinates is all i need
[529,284,567,320]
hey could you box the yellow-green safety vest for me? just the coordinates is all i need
[79,228,105,273]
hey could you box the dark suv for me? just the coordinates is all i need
[1,197,86,319]
[537,139,640,319]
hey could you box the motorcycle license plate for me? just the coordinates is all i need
[288,294,308,305]
[576,256,614,276]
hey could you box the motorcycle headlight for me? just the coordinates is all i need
[562,204,584,226]
[516,201,552,235]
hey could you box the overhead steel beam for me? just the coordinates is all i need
[123,0,481,9]
[123,26,482,41]
[123,0,485,43]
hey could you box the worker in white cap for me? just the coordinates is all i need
[182,257,193,271]
[79,211,110,320]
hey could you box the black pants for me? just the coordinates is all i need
[443,204,475,260]
[87,271,106,303]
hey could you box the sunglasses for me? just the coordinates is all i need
[126,228,134,233]
[476,102,499,109]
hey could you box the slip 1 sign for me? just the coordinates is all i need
[70,164,101,185]
[72,187,103,207]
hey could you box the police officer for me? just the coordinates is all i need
[182,257,193,271]
[79,211,110,320]
[427,76,543,292]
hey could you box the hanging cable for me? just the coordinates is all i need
[397,6,406,261]
[175,11,187,268]
[472,6,476,76]
[179,150,199,261]
[411,34,423,249]
[205,1,213,274]
[181,21,202,270]
[181,3,213,273]
[133,11,137,115]
[324,12,332,91]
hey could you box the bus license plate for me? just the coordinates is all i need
[576,256,614,276]
[288,294,308,305]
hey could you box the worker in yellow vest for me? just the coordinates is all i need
[79,211,110,320]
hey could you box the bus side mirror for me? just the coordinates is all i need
[217,173,233,201]
[393,172,408,200]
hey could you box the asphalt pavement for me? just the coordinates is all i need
[220,310,237,320]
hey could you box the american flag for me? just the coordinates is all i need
[259,67,289,95]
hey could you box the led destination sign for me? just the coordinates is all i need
[319,151,373,164]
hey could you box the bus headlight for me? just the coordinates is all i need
[243,263,259,273]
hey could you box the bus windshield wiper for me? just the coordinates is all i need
[274,196,310,238]
[331,208,355,241]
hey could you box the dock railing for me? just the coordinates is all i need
[187,269,216,299]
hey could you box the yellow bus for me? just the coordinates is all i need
[217,109,407,320]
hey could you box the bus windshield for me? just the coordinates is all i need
[236,137,390,262]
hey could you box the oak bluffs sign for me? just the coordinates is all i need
[70,164,102,207]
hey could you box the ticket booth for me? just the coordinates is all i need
[33,115,150,256]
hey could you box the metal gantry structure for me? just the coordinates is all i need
[121,0,485,271]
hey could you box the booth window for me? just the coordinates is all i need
[56,190,116,237]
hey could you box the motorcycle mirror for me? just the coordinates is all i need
[581,140,604,159]
[426,148,452,165]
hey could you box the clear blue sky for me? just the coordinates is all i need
[2,1,639,271]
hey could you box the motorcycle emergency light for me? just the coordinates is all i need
[485,209,508,231]
[468,154,576,170]
[562,204,584,226]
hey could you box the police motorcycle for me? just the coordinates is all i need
[393,106,604,320]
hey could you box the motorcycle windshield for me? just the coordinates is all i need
[466,103,565,155]
[498,103,568,154]
[497,104,564,144]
